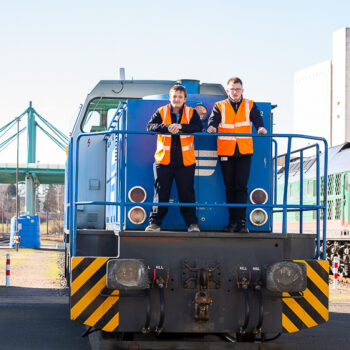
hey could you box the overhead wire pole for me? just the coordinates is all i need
[15,116,20,251]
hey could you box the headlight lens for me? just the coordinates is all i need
[249,208,268,226]
[106,259,150,290]
[250,188,268,204]
[128,186,147,203]
[266,261,307,292]
[128,206,146,225]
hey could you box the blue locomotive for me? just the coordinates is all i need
[65,78,329,346]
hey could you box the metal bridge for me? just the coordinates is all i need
[0,163,65,184]
[0,102,68,215]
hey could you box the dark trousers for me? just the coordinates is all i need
[219,155,252,223]
[149,163,198,227]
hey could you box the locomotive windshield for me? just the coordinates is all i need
[81,97,125,133]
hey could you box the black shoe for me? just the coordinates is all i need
[237,220,249,233]
[223,222,239,233]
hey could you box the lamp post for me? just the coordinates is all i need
[1,196,3,233]
[6,193,9,234]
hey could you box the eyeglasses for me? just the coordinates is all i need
[228,88,242,92]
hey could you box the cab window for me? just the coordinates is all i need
[81,98,124,133]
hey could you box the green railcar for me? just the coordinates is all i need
[275,142,350,276]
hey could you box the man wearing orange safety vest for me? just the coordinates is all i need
[207,77,267,233]
[146,85,202,232]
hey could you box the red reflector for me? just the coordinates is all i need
[128,206,146,225]
[128,186,147,203]
[250,188,268,204]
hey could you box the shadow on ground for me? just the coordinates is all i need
[0,287,89,350]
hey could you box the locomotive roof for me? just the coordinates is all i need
[86,79,227,99]
[277,142,350,183]
[71,79,226,136]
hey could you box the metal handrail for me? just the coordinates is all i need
[107,101,127,131]
[69,111,328,259]
[74,201,323,210]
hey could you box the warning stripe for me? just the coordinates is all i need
[306,276,328,308]
[302,288,328,321]
[71,257,85,270]
[282,301,307,330]
[70,257,119,331]
[284,293,324,325]
[307,261,329,282]
[95,301,120,330]
[71,274,107,319]
[318,260,329,274]
[282,313,299,333]
[71,258,108,296]
[103,313,120,332]
[304,262,328,297]
[282,260,329,333]
[71,263,107,306]
[283,296,317,328]
[84,290,119,328]
[72,257,95,280]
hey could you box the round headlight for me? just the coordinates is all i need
[194,104,208,120]
[250,188,268,204]
[128,206,147,225]
[249,208,268,226]
[128,186,147,203]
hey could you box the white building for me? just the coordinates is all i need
[294,27,350,148]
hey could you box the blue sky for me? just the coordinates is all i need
[0,0,349,164]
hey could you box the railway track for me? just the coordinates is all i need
[0,233,10,244]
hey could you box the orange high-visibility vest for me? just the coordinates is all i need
[154,104,196,166]
[216,98,254,156]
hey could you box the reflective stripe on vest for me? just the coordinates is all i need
[217,98,253,156]
[154,104,196,166]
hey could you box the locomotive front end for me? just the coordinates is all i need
[70,231,328,339]
[66,78,329,346]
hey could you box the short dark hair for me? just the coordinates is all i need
[227,77,243,86]
[169,84,187,97]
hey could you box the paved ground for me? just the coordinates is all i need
[0,295,90,350]
[0,243,89,350]
[0,242,88,349]
[274,312,350,350]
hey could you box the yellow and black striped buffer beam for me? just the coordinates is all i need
[282,260,329,333]
[70,257,119,332]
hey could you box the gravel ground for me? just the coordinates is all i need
[0,243,66,289]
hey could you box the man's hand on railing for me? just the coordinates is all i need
[168,124,182,134]
[258,127,267,135]
[207,126,217,133]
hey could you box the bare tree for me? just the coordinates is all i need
[43,185,57,213]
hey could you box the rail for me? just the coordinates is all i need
[66,108,328,259]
